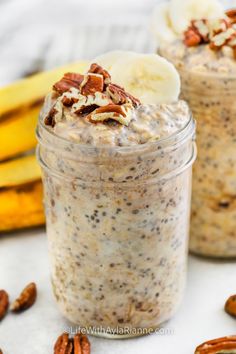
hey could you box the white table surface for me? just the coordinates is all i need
[0,228,235,354]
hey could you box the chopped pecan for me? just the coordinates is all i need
[88,63,111,85]
[0,290,9,320]
[192,20,210,42]
[225,294,236,317]
[44,105,58,127]
[53,73,84,94]
[107,83,140,107]
[61,95,79,107]
[81,73,104,95]
[195,336,236,354]
[226,9,236,24]
[90,104,126,118]
[210,27,236,49]
[184,28,202,46]
[54,333,90,354]
[10,282,37,312]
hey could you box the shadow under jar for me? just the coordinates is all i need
[160,44,236,258]
[36,111,196,338]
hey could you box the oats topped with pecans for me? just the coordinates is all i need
[45,63,140,128]
[183,11,236,59]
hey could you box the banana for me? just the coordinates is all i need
[109,53,180,104]
[0,61,87,161]
[92,51,136,71]
[150,2,178,44]
[0,154,41,188]
[169,0,225,34]
[0,105,39,161]
[0,181,45,232]
[0,61,88,118]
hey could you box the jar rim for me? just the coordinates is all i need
[37,104,195,154]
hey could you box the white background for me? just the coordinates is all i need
[0,0,236,353]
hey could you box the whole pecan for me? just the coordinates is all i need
[0,290,9,320]
[195,336,236,353]
[54,333,90,354]
[88,63,111,85]
[225,294,236,317]
[10,282,37,312]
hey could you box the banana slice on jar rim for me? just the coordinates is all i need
[109,53,181,105]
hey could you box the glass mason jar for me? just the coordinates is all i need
[160,45,236,258]
[36,108,196,338]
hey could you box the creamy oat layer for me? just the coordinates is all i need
[160,40,236,74]
[38,60,195,333]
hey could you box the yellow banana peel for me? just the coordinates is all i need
[0,105,39,161]
[0,180,45,232]
[0,154,41,188]
[0,60,88,161]
[0,61,88,117]
[0,60,88,231]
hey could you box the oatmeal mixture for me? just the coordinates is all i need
[37,61,195,334]
[157,5,236,257]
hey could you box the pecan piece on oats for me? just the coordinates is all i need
[81,73,104,95]
[107,83,140,107]
[225,294,236,317]
[195,336,236,354]
[184,28,202,46]
[0,290,9,320]
[10,282,37,312]
[53,73,84,94]
[54,333,90,354]
[88,63,111,84]
[226,9,236,24]
[44,105,58,127]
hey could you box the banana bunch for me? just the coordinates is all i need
[0,61,87,232]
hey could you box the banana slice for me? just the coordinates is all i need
[150,2,178,44]
[92,51,136,71]
[169,0,225,34]
[110,53,180,104]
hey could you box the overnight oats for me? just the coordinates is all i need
[152,0,236,257]
[37,53,196,337]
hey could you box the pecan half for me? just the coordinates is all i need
[74,334,90,354]
[81,73,104,96]
[195,336,236,353]
[225,294,236,317]
[226,9,236,24]
[53,73,84,94]
[54,333,73,354]
[54,333,90,354]
[88,63,111,85]
[10,282,37,312]
[0,290,9,320]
